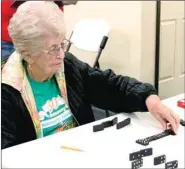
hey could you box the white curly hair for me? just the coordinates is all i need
[8,1,66,57]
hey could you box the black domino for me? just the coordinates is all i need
[116,118,131,129]
[136,138,149,146]
[129,148,152,161]
[129,151,142,161]
[93,117,118,132]
[154,154,166,165]
[165,160,178,169]
[131,158,143,169]
[102,120,113,128]
[112,117,118,125]
[140,148,153,157]
[93,124,104,132]
[102,117,118,128]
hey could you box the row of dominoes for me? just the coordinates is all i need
[129,148,178,169]
[93,117,131,132]
[136,129,175,146]
[93,117,185,133]
[135,119,185,146]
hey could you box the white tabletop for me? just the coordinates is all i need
[2,94,185,168]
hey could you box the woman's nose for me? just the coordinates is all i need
[56,55,62,59]
[56,50,64,59]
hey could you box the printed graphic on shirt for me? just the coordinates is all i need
[39,95,76,136]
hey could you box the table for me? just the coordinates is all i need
[2,94,185,168]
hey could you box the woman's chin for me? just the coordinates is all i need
[48,64,63,75]
[53,65,63,73]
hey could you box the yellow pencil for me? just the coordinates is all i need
[61,145,83,152]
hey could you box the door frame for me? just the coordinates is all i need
[154,1,161,93]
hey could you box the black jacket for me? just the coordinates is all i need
[1,52,157,149]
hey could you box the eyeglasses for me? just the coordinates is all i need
[43,39,69,57]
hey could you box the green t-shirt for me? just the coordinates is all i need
[25,64,76,136]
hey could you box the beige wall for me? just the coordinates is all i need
[141,1,156,84]
[64,1,156,81]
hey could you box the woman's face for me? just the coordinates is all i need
[31,37,66,76]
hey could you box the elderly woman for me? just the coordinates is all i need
[2,1,180,149]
